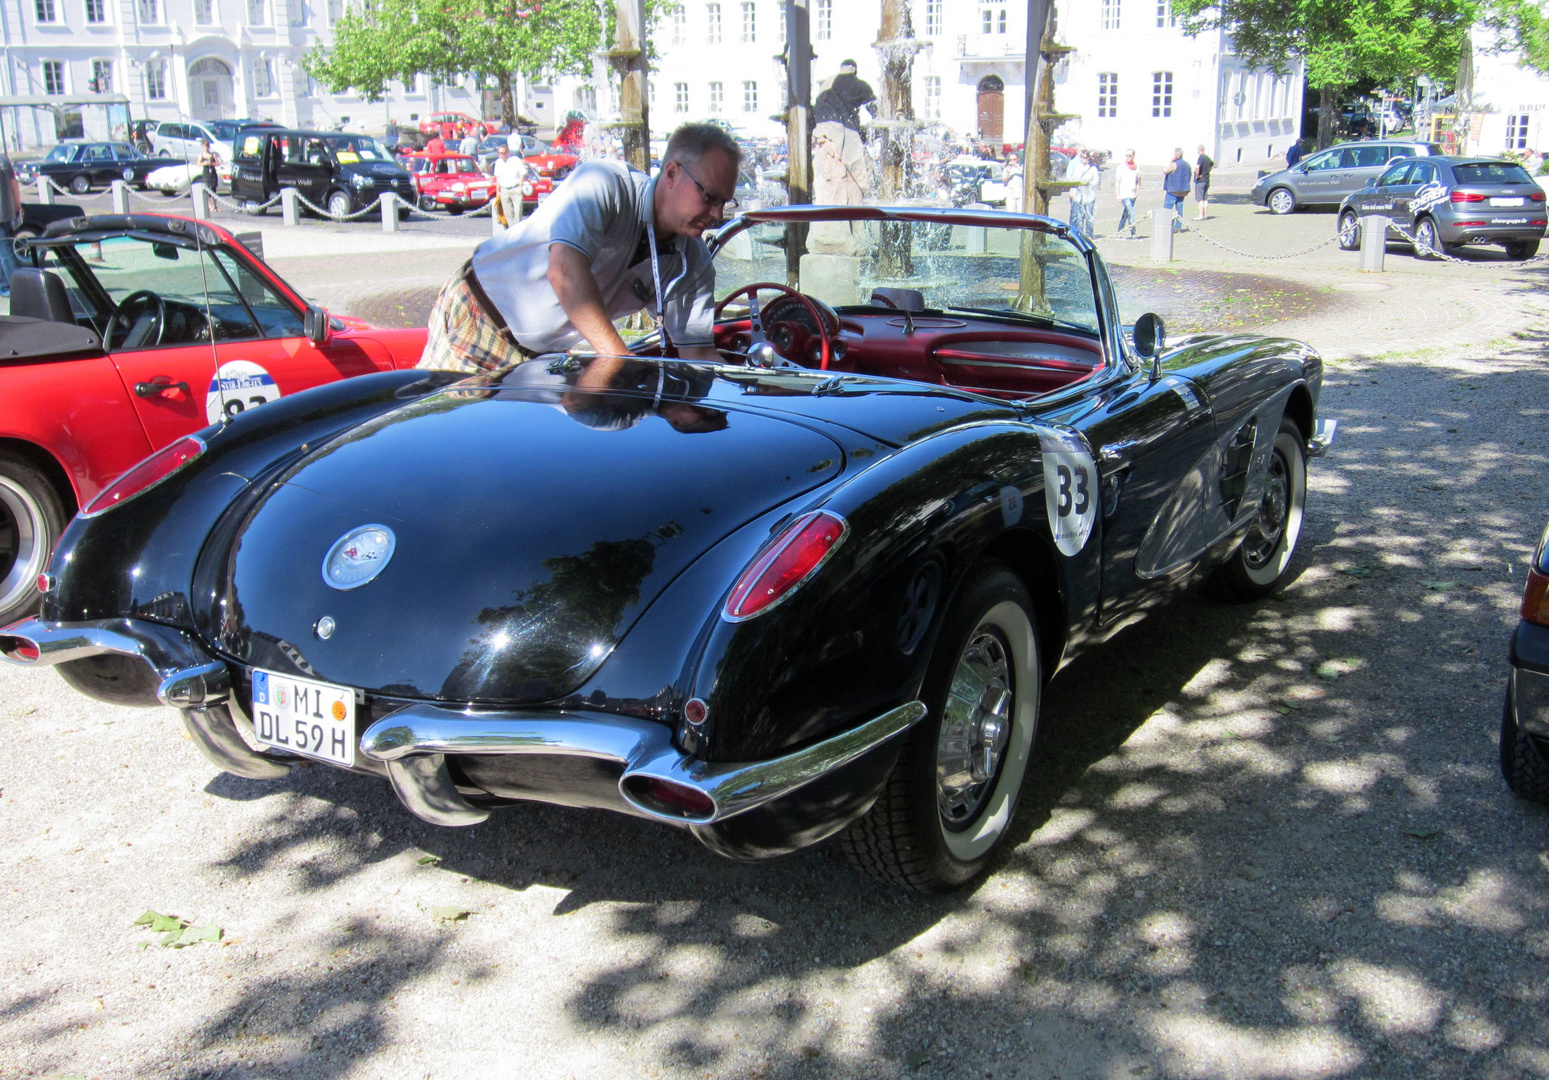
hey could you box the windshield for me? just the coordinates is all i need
[45,144,78,163]
[324,136,391,163]
[717,218,1101,336]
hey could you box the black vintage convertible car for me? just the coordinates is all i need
[1,205,1333,891]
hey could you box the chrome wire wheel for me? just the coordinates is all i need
[1209,418,1306,600]
[1242,452,1290,571]
[936,630,1013,827]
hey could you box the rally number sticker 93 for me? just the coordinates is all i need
[1036,426,1098,556]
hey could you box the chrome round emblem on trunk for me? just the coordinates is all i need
[322,525,396,590]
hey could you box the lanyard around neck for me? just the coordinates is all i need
[644,214,678,358]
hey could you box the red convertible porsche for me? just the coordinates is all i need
[0,213,428,626]
[402,152,497,213]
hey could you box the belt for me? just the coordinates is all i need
[461,261,538,360]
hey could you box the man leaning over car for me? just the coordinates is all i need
[417,122,742,374]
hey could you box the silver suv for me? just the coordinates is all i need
[1338,156,1546,260]
[1251,141,1444,214]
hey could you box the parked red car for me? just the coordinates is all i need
[523,149,579,208]
[418,112,498,140]
[0,213,428,625]
[403,152,497,213]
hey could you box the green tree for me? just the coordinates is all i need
[1170,0,1477,148]
[304,0,665,128]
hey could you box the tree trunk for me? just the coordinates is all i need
[784,0,813,287]
[615,0,649,170]
[1316,84,1337,150]
[498,70,516,129]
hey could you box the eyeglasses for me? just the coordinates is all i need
[679,162,738,212]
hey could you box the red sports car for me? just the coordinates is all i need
[523,149,578,207]
[402,152,497,213]
[0,213,429,625]
[418,112,499,140]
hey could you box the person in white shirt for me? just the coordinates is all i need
[490,143,534,227]
[418,123,741,373]
[1114,149,1141,237]
[458,130,479,156]
[1067,150,1100,236]
[1003,151,1024,213]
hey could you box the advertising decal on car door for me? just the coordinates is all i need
[206,360,281,423]
[1036,426,1098,556]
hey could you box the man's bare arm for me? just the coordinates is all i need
[547,243,632,357]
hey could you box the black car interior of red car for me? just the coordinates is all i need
[712,288,1103,401]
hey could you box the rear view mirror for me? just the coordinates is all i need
[1133,312,1166,362]
[303,303,329,347]
[152,242,178,260]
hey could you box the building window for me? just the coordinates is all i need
[1097,72,1117,118]
[85,0,105,19]
[253,57,273,96]
[742,79,757,112]
[89,59,112,92]
[708,80,723,113]
[1151,70,1172,117]
[981,6,1006,33]
[923,75,941,120]
[672,8,685,45]
[1507,114,1530,150]
[137,0,157,21]
[42,60,65,95]
[706,2,720,43]
[777,6,785,42]
[145,58,166,98]
[674,81,688,113]
[741,0,754,42]
[327,0,342,21]
[248,0,265,23]
[35,0,56,23]
[1155,0,1173,27]
[1101,0,1119,30]
[925,0,941,35]
[815,0,830,40]
[194,0,214,21]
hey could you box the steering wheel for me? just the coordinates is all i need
[111,290,166,350]
[714,281,834,370]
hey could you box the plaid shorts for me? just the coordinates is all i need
[416,265,532,375]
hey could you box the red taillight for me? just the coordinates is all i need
[0,637,39,662]
[723,511,848,621]
[633,778,715,817]
[1450,190,1486,203]
[1529,190,1546,203]
[1523,569,1549,626]
[81,436,205,517]
[1451,220,1486,227]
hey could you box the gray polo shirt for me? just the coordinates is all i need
[470,160,717,355]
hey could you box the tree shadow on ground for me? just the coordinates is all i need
[24,341,1549,1080]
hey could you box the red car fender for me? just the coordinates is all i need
[0,356,155,509]
[342,329,431,369]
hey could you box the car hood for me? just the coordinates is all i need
[200,377,845,703]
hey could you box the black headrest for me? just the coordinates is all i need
[871,287,926,312]
[9,267,75,324]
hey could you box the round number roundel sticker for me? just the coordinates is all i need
[206,360,281,424]
[1037,426,1098,557]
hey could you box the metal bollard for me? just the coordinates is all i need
[1359,214,1388,272]
[190,182,210,220]
[37,177,52,205]
[1150,208,1176,261]
[281,187,299,226]
[111,180,130,214]
[380,192,398,233]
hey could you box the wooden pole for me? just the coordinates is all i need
[784,0,812,286]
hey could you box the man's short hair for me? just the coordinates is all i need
[665,123,742,169]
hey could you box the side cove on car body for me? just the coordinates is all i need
[2,205,1334,891]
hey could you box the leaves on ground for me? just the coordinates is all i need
[1404,828,1439,840]
[431,906,474,924]
[1422,580,1458,591]
[1316,658,1365,681]
[132,909,222,948]
[1340,565,1374,578]
[417,854,441,866]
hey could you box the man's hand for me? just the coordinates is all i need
[547,243,632,357]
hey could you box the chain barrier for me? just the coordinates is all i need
[209,191,282,213]
[1379,220,1549,267]
[127,188,195,205]
[45,180,113,201]
[1172,220,1345,260]
[289,189,409,221]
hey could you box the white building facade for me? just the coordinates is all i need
[1459,26,1549,156]
[0,0,483,150]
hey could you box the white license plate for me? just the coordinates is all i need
[251,669,356,767]
[1492,197,1526,206]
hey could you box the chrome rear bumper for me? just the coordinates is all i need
[1307,418,1336,457]
[2,615,926,830]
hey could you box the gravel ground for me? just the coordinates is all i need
[6,178,1549,1080]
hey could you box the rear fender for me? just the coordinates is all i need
[45,369,456,626]
[685,421,1089,764]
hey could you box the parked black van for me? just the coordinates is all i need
[230,129,415,218]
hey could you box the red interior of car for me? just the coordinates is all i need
[712,305,1103,401]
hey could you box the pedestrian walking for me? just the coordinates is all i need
[1193,144,1214,220]
[1285,139,1304,167]
[1003,151,1024,213]
[1161,147,1189,230]
[490,142,534,228]
[1114,149,1140,236]
[196,139,220,193]
[1067,150,1099,236]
